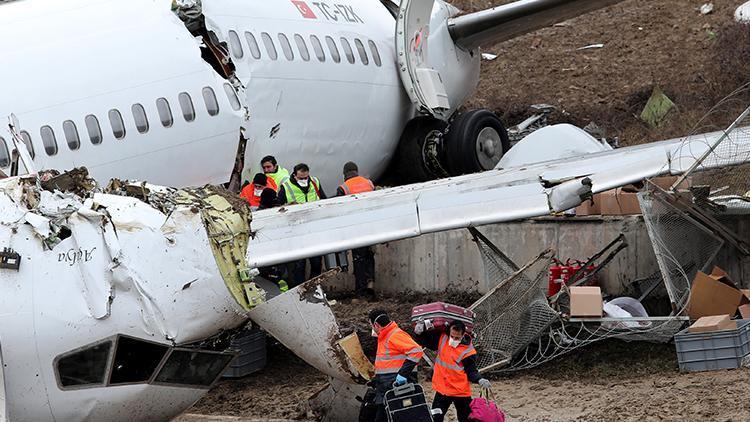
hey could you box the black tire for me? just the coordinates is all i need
[444,109,510,176]
[392,117,447,183]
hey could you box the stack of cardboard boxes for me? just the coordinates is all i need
[686,266,750,333]
[574,176,690,217]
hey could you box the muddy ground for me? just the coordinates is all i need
[181,294,750,422]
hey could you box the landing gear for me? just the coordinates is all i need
[444,109,510,175]
[392,109,509,183]
[393,117,448,183]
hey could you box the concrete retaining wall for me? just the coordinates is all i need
[326,215,750,296]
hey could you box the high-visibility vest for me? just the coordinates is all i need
[374,322,423,376]
[267,167,290,187]
[339,175,375,195]
[432,334,477,397]
[282,177,321,204]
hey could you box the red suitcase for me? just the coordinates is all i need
[410,302,475,334]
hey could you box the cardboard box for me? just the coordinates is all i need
[687,267,744,320]
[650,175,691,191]
[688,315,737,333]
[570,286,603,317]
[575,198,601,216]
[599,188,642,215]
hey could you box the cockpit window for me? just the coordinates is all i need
[0,137,9,168]
[154,349,234,387]
[109,336,169,385]
[56,340,112,388]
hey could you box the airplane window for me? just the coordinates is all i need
[294,34,310,62]
[20,131,35,158]
[340,38,355,64]
[109,336,169,385]
[310,35,325,62]
[0,137,9,168]
[108,109,126,140]
[325,36,340,63]
[228,30,244,59]
[261,32,278,60]
[156,98,173,127]
[85,115,103,145]
[132,104,149,134]
[223,83,241,111]
[56,340,112,388]
[154,349,234,387]
[178,92,196,122]
[244,32,261,59]
[355,38,369,65]
[278,33,294,61]
[40,125,58,156]
[62,120,80,150]
[368,40,382,67]
[202,87,220,116]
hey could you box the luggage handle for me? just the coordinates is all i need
[390,382,416,395]
[480,386,495,401]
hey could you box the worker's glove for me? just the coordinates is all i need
[424,319,434,330]
[394,375,407,387]
[414,321,425,335]
[478,378,491,389]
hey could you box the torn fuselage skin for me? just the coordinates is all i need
[0,175,255,421]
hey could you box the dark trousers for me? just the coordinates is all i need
[289,256,322,288]
[374,405,388,422]
[432,392,472,422]
[352,247,375,295]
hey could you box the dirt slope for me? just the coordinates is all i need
[451,0,750,146]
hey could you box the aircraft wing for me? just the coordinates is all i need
[246,126,750,267]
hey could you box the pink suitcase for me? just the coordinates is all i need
[410,302,475,334]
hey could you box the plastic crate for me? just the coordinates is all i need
[674,319,750,372]
[223,328,267,378]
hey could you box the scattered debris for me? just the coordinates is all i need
[0,247,20,270]
[640,86,676,128]
[737,1,750,22]
[699,3,714,15]
[481,53,498,61]
[576,43,604,50]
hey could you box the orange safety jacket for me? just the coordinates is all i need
[240,179,278,207]
[339,175,375,195]
[432,333,477,397]
[374,322,423,376]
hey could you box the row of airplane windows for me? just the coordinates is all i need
[226,30,383,66]
[0,84,242,169]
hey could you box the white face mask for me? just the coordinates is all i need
[254,188,263,196]
[448,338,460,348]
[297,178,309,187]
[371,328,378,338]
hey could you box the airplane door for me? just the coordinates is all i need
[395,0,451,120]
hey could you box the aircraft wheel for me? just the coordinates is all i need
[445,109,510,176]
[394,117,448,183]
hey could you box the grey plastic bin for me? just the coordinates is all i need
[674,319,750,372]
[223,327,267,378]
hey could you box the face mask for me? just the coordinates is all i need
[371,329,378,338]
[448,338,460,348]
[254,188,263,196]
[298,178,309,187]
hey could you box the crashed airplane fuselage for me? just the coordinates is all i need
[0,0,463,189]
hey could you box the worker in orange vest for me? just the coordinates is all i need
[240,173,277,210]
[415,320,491,422]
[336,162,376,300]
[370,309,424,422]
